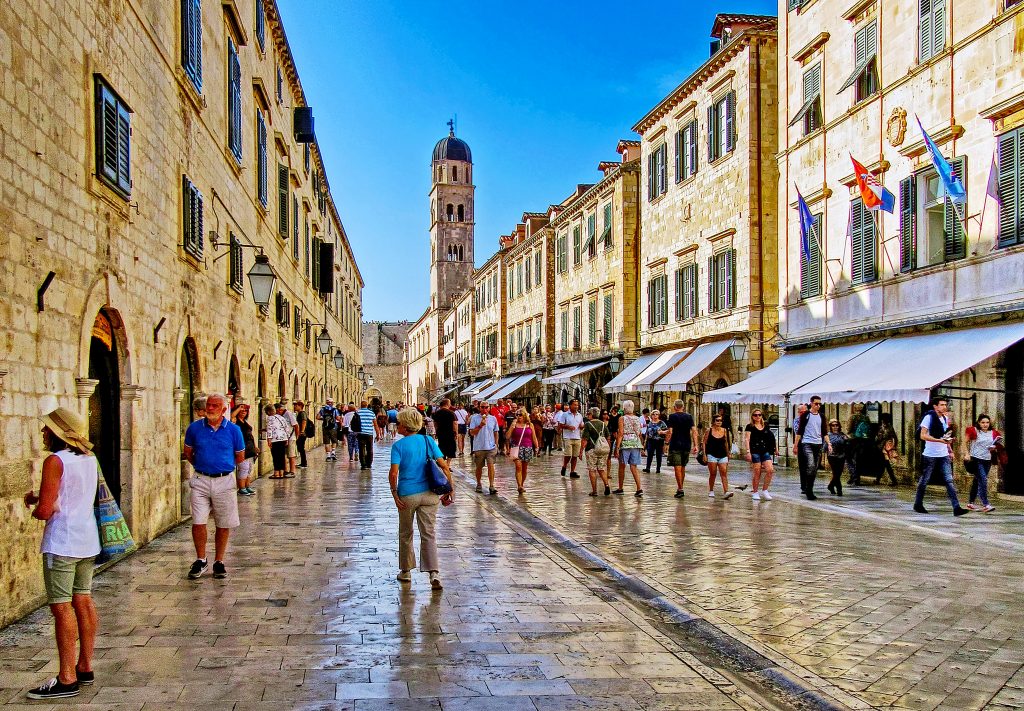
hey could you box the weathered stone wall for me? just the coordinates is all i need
[361,322,409,403]
[0,0,362,627]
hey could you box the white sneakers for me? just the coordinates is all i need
[761,490,773,500]
[708,491,715,498]
[723,491,734,500]
[430,572,443,590]
[752,492,761,501]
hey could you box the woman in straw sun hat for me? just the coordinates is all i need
[23,407,101,700]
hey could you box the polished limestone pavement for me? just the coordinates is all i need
[459,447,1024,711]
[0,441,755,711]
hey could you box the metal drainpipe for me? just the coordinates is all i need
[754,38,766,371]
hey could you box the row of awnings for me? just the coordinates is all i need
[703,322,1024,405]
[541,359,612,385]
[603,340,735,394]
[460,374,541,403]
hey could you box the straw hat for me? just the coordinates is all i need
[40,406,93,452]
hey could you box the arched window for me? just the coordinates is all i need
[458,245,464,261]
[437,166,443,182]
[446,204,454,221]
[452,166,458,182]
[457,204,464,222]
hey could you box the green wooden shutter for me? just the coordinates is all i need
[647,153,655,200]
[674,268,683,320]
[707,256,715,312]
[997,129,1021,247]
[278,164,289,237]
[801,215,822,298]
[588,298,597,344]
[192,0,202,86]
[257,112,267,205]
[919,0,933,61]
[311,237,320,290]
[944,155,967,260]
[931,0,945,57]
[292,197,300,259]
[674,130,682,183]
[725,249,736,309]
[707,105,717,163]
[603,293,613,342]
[689,120,699,176]
[193,185,204,258]
[899,175,917,272]
[228,40,241,160]
[851,199,865,284]
[725,91,737,153]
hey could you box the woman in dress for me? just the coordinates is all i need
[963,414,1000,512]
[744,409,778,501]
[702,413,733,499]
[506,408,540,493]
[643,410,668,474]
[614,400,644,497]
[825,419,847,496]
[232,404,258,495]
[264,404,291,479]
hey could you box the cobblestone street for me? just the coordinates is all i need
[454,446,1024,711]
[0,443,760,711]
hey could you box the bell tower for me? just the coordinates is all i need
[429,122,475,310]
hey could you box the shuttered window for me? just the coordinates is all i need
[256,111,267,206]
[311,237,321,291]
[181,0,203,92]
[292,198,300,260]
[572,304,582,348]
[919,0,946,62]
[838,22,878,101]
[556,233,567,273]
[525,255,532,290]
[255,0,265,50]
[601,202,613,250]
[800,214,823,299]
[648,143,668,200]
[708,92,737,162]
[676,119,699,182]
[792,64,822,136]
[304,219,310,276]
[182,175,204,259]
[943,156,968,261]
[227,39,242,161]
[294,305,301,341]
[535,249,543,284]
[588,298,598,345]
[229,233,243,293]
[899,156,968,269]
[850,198,878,285]
[998,127,1024,248]
[278,164,289,238]
[708,250,736,313]
[560,310,569,350]
[585,214,597,258]
[94,78,132,197]
[572,226,582,266]
[674,263,698,320]
[900,175,917,272]
[647,274,668,327]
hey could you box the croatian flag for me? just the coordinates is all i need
[796,188,815,263]
[916,116,966,204]
[850,155,896,213]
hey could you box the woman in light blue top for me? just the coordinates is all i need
[389,408,453,589]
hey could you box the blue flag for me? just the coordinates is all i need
[916,116,966,204]
[796,188,815,262]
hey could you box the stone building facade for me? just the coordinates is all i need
[623,14,778,431]
[361,321,410,404]
[765,0,1024,485]
[0,0,363,626]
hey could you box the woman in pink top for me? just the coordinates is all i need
[506,408,540,494]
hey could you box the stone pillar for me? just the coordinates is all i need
[172,387,189,519]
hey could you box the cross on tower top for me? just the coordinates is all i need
[447,118,455,136]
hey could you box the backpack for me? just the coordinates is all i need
[321,406,337,430]
[302,413,315,438]
[586,420,610,457]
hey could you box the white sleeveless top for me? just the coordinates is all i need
[40,450,101,558]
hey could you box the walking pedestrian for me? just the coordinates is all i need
[264,404,291,479]
[642,409,668,474]
[541,405,558,455]
[557,399,584,478]
[846,403,871,485]
[356,400,377,470]
[507,408,540,494]
[469,402,500,494]
[914,396,969,516]
[454,403,469,455]
[874,412,899,485]
[293,401,309,469]
[582,406,611,496]
[963,414,1000,513]
[614,400,644,497]
[825,419,847,496]
[744,409,778,501]
[432,399,458,459]
[703,413,734,499]
[279,402,299,476]
[386,404,399,440]
[23,408,101,700]
[665,400,697,499]
[316,398,340,461]
[376,408,390,442]
[793,396,830,500]
[232,404,258,496]
[389,408,453,590]
[184,394,245,579]
[608,403,622,472]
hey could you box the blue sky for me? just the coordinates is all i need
[277,0,778,321]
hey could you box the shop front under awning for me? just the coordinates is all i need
[704,321,1024,405]
[474,376,517,402]
[541,360,611,385]
[483,374,538,403]
[461,379,492,397]
[652,339,735,393]
[602,354,661,394]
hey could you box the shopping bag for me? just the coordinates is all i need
[95,471,136,564]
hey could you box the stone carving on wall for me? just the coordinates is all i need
[887,107,908,148]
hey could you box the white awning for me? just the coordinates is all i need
[602,354,661,394]
[541,360,610,385]
[484,374,538,403]
[789,322,1024,404]
[702,340,881,405]
[474,376,518,402]
[629,348,692,390]
[653,340,734,393]
[431,384,460,403]
[461,379,491,397]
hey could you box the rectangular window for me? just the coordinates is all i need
[791,65,822,136]
[255,0,265,50]
[535,249,543,284]
[676,119,698,182]
[855,22,878,101]
[572,304,582,349]
[517,260,524,296]
[311,237,321,291]
[256,111,267,206]
[293,305,301,341]
[708,92,737,161]
[850,198,878,285]
[647,274,668,327]
[648,143,668,200]
[586,213,597,258]
[674,263,698,320]
[800,214,823,299]
[588,298,598,345]
[998,127,1024,248]
[899,156,968,270]
[304,142,310,172]
[182,175,204,259]
[919,0,946,63]
[601,203,613,250]
[602,293,613,344]
[278,164,289,238]
[560,310,569,350]
[556,232,567,273]
[304,220,310,277]
[304,319,311,350]
[707,250,736,313]
[276,66,283,103]
[94,77,132,197]
[227,39,242,162]
[572,225,582,266]
[229,233,243,293]
[181,0,203,91]
[525,255,532,290]
[292,197,299,260]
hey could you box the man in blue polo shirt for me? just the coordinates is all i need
[183,393,245,580]
[355,400,377,470]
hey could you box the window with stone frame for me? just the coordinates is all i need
[181,0,203,92]
[647,273,668,327]
[588,298,598,345]
[525,255,532,291]
[998,126,1024,248]
[560,309,569,350]
[601,202,613,250]
[304,220,310,277]
[675,119,699,182]
[674,263,698,320]
[647,142,668,200]
[708,92,737,161]
[572,303,582,349]
[292,197,300,260]
[790,65,822,136]
[278,164,289,238]
[255,0,265,50]
[899,156,967,271]
[850,198,878,285]
[572,225,582,266]
[602,293,613,344]
[535,249,543,285]
[182,175,204,259]
[227,38,242,162]
[585,213,597,259]
[94,76,132,198]
[256,110,267,206]
[556,232,567,273]
[799,213,822,299]
[918,0,946,62]
[707,249,736,313]
[838,21,879,103]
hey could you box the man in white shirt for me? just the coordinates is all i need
[454,405,468,456]
[556,399,584,479]
[342,407,357,462]
[279,403,299,476]
[914,396,968,516]
[468,403,500,494]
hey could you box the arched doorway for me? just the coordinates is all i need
[278,366,286,402]
[179,339,201,445]
[293,374,299,402]
[1005,341,1024,494]
[89,310,121,502]
[365,387,383,411]
[257,363,266,430]
[228,355,241,409]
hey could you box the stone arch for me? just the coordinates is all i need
[277,364,286,401]
[293,373,299,401]
[228,353,242,408]
[457,204,464,222]
[452,165,458,182]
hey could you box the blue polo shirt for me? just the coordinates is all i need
[184,417,245,474]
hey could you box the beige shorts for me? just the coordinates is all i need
[42,554,96,604]
[563,439,582,458]
[189,473,240,528]
[287,438,298,458]
[473,449,496,466]
[585,449,607,472]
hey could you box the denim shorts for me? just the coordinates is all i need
[706,454,729,464]
[619,448,642,465]
[750,452,773,463]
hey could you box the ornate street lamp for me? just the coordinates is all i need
[246,253,277,308]
[357,366,365,382]
[316,328,332,355]
[333,349,344,369]
[729,339,748,363]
